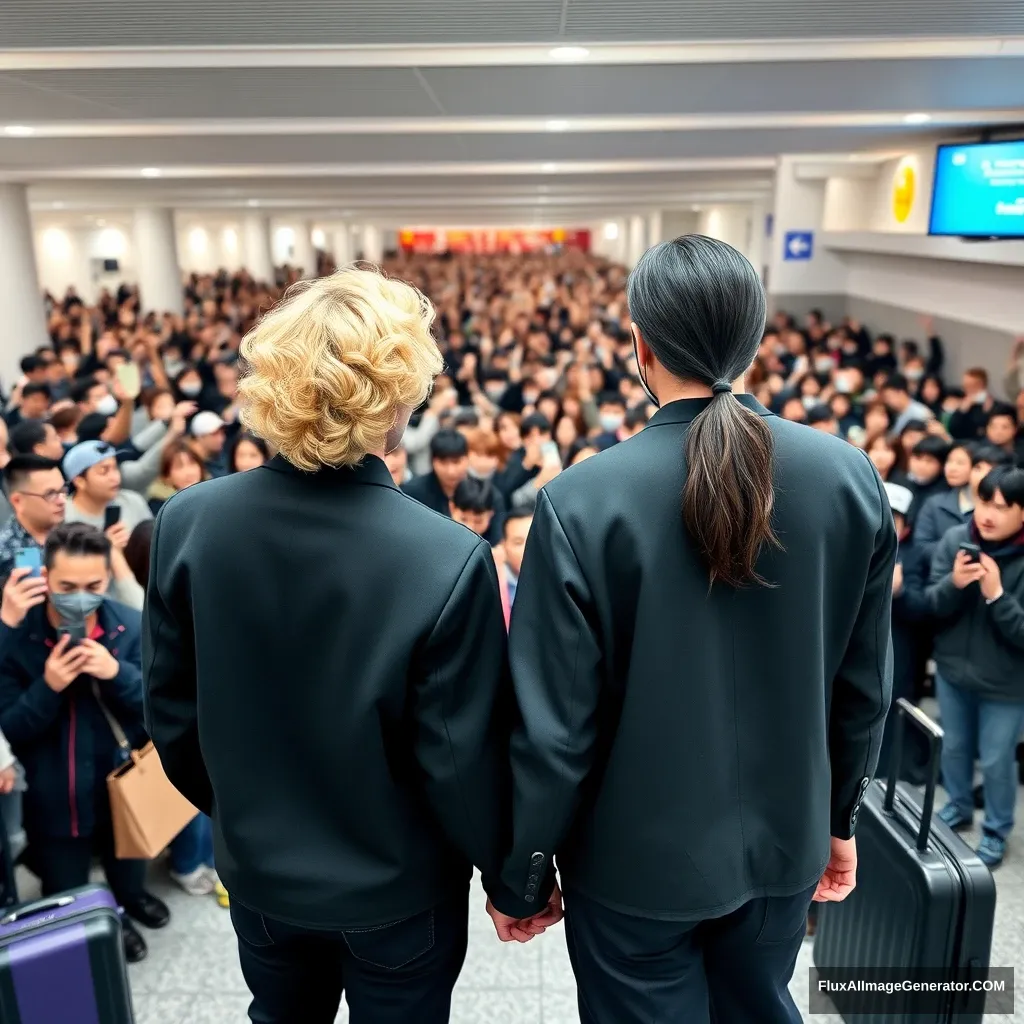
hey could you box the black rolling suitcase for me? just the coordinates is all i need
[814,699,999,1023]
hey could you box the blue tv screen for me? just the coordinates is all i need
[929,140,1024,237]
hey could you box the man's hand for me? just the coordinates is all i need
[78,638,120,681]
[0,765,16,795]
[892,562,904,596]
[979,553,1004,603]
[105,523,130,552]
[487,883,564,943]
[813,836,857,903]
[952,549,987,590]
[1,567,48,629]
[44,635,89,693]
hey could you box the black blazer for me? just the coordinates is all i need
[496,395,896,921]
[143,455,517,928]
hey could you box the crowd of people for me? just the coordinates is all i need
[0,244,1022,981]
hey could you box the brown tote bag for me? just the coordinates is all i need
[93,682,199,860]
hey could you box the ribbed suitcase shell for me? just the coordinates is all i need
[0,885,135,1024]
[814,779,996,1023]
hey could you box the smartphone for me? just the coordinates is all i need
[103,505,122,531]
[115,361,142,400]
[958,542,982,564]
[14,546,42,579]
[57,623,87,647]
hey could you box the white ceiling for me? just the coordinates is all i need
[2,2,1024,222]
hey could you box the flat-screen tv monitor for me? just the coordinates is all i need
[929,140,1024,238]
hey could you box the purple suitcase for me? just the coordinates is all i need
[0,885,134,1024]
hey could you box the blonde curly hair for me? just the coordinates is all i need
[238,266,443,471]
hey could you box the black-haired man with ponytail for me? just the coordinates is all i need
[488,235,897,1023]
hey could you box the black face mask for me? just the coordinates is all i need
[632,333,660,409]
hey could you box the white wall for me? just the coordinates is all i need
[662,210,700,239]
[589,219,627,263]
[34,223,134,301]
[698,204,752,256]
[177,222,242,274]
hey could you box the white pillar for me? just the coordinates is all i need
[332,225,353,266]
[767,156,848,313]
[647,210,664,248]
[242,215,274,281]
[626,215,647,267]
[133,207,183,314]
[361,225,384,264]
[291,221,316,279]
[0,183,49,388]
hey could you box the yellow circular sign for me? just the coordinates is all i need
[892,161,916,223]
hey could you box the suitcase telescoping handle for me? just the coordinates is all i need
[883,698,944,853]
[0,894,75,927]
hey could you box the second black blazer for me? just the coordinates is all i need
[495,395,896,921]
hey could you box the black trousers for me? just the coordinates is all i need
[564,884,816,1024]
[230,889,469,1024]
[32,801,146,907]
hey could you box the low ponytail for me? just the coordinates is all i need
[627,235,778,588]
[683,390,779,587]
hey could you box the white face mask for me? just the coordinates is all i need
[95,394,119,417]
[802,394,820,410]
[906,368,925,382]
[835,377,853,394]
[814,358,834,375]
[973,391,989,406]
[179,382,203,398]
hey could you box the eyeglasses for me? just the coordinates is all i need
[18,485,69,504]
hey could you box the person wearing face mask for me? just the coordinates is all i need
[173,366,207,406]
[69,375,134,447]
[592,393,628,450]
[144,267,518,1023]
[0,522,170,964]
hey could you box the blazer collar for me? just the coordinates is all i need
[648,394,773,427]
[264,454,397,489]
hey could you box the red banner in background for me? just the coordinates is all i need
[398,228,590,254]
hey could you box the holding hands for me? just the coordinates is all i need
[486,882,564,943]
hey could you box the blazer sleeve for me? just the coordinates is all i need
[142,506,213,815]
[829,469,897,839]
[496,489,603,918]
[411,541,520,911]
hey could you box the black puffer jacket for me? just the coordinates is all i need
[927,523,1024,700]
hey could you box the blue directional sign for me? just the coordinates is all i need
[783,230,813,260]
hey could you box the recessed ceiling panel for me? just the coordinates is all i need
[1,0,1022,46]
[0,126,921,171]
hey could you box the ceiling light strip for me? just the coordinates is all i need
[1,37,1023,71]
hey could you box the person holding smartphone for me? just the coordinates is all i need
[927,466,1024,868]
[0,523,170,963]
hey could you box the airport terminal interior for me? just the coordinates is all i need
[1,2,1024,1021]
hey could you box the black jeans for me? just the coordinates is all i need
[230,889,469,1024]
[564,884,815,1024]
[32,800,146,908]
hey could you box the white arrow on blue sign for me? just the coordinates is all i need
[783,231,813,260]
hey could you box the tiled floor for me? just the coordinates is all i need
[14,787,1024,1022]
